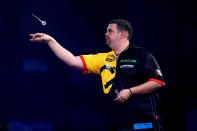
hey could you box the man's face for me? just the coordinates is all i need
[105,24,120,47]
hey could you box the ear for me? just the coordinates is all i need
[119,31,126,39]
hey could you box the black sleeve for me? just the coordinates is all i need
[143,50,165,86]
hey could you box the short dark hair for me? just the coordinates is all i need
[109,19,132,40]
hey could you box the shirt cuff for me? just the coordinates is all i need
[79,55,88,74]
[148,78,165,87]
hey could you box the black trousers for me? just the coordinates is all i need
[108,104,163,131]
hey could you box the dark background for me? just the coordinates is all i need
[0,0,194,130]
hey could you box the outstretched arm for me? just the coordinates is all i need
[29,33,84,71]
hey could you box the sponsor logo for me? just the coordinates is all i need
[106,58,115,62]
[106,65,112,70]
[120,59,136,63]
[0,120,53,131]
[155,69,163,76]
[120,64,134,68]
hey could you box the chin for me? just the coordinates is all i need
[107,44,113,49]
[106,40,110,45]
[106,42,110,47]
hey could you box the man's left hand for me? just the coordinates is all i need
[114,89,132,103]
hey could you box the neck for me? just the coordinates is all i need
[113,41,130,56]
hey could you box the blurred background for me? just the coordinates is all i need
[0,0,194,130]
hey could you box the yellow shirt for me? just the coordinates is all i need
[80,51,117,94]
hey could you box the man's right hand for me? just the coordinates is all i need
[29,33,55,44]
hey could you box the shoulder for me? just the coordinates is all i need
[129,44,146,54]
[96,50,114,57]
[129,45,154,58]
[82,50,114,59]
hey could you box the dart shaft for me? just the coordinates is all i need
[32,13,42,22]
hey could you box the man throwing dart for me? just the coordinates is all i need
[30,19,166,131]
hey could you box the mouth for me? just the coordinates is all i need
[105,38,110,45]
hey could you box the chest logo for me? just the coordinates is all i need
[120,64,134,69]
[120,59,136,63]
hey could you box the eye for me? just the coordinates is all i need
[108,29,113,33]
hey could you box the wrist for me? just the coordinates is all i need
[48,38,56,46]
[129,88,133,96]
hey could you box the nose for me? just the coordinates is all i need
[105,32,108,37]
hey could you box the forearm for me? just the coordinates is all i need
[48,39,74,64]
[48,39,83,70]
[130,81,163,95]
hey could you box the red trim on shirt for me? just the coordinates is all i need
[79,55,88,74]
[148,78,165,86]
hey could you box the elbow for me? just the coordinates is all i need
[69,62,77,69]
[67,56,83,71]
[154,82,164,89]
[67,60,77,68]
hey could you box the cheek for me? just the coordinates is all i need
[110,34,116,38]
[113,34,119,40]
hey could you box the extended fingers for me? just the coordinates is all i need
[29,33,44,41]
[29,33,44,38]
[114,96,125,103]
[30,37,40,42]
